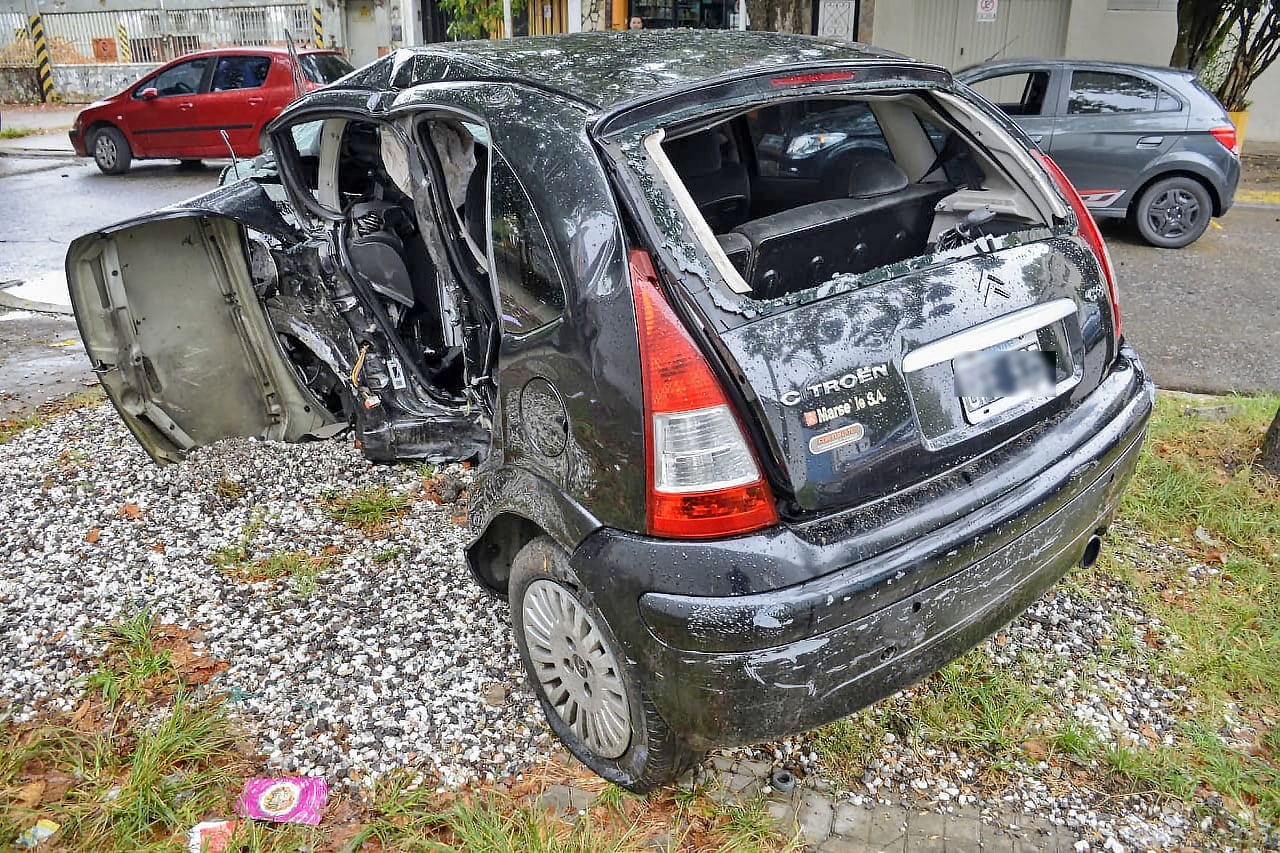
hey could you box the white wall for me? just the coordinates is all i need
[1061,2,1175,65]
[1246,70,1280,145]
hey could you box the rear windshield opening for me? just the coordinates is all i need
[657,93,1051,300]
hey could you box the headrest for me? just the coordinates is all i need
[665,131,723,177]
[847,154,908,199]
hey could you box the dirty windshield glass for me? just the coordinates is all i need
[301,53,355,84]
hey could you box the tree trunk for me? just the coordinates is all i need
[1261,404,1280,477]
[745,0,810,33]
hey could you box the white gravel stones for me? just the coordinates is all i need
[3,406,1275,850]
[0,405,546,792]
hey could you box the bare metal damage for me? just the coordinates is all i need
[66,177,490,464]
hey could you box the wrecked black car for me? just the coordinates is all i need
[66,31,1154,791]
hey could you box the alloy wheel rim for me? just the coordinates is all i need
[521,579,632,759]
[1147,188,1201,238]
[95,136,117,168]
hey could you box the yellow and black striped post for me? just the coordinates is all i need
[312,6,324,48]
[117,21,132,63]
[28,14,54,103]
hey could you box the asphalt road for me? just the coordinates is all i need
[1103,205,1280,396]
[0,153,1277,420]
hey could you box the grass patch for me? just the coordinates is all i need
[0,126,37,139]
[1,609,247,850]
[706,794,798,851]
[323,485,413,531]
[81,610,174,706]
[1048,718,1101,764]
[240,550,334,596]
[348,770,796,852]
[207,510,266,573]
[1108,396,1280,792]
[0,389,104,444]
[1089,394,1280,822]
[210,515,334,596]
[810,711,886,790]
[215,477,247,500]
[909,653,1044,753]
[6,614,801,852]
[0,693,248,850]
[1121,394,1280,557]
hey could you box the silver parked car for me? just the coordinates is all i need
[958,59,1240,248]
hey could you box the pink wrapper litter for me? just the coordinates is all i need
[235,777,328,826]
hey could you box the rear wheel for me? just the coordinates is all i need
[1132,175,1212,248]
[91,126,131,174]
[509,536,701,792]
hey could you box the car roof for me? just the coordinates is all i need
[958,58,1196,80]
[173,46,342,59]
[380,30,913,112]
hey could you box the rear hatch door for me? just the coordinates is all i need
[714,240,1107,512]
[596,65,1116,515]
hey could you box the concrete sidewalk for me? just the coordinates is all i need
[0,105,80,158]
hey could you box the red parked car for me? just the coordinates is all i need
[70,47,353,174]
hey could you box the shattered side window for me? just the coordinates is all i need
[489,153,566,334]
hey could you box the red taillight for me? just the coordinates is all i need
[1033,151,1121,340]
[1209,125,1239,155]
[771,70,857,87]
[629,249,778,539]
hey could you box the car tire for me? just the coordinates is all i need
[91,126,131,175]
[1132,176,1213,249]
[508,535,701,792]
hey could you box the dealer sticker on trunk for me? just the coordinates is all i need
[808,422,866,455]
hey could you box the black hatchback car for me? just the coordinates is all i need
[957,59,1240,248]
[66,31,1154,791]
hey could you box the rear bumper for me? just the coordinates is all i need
[1219,158,1238,214]
[570,347,1153,749]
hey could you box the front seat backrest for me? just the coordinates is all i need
[664,130,751,233]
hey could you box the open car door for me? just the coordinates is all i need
[66,181,341,464]
[68,104,497,466]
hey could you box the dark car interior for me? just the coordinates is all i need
[274,117,488,408]
[969,70,1052,116]
[662,98,997,299]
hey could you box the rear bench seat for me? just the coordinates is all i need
[717,153,954,299]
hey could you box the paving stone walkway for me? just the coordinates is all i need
[537,754,1080,851]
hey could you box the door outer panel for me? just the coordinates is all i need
[66,181,333,463]
[382,79,651,554]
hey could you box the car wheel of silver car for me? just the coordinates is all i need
[1133,175,1212,249]
[509,535,701,792]
[92,126,132,175]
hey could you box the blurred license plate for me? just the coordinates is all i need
[953,331,1054,423]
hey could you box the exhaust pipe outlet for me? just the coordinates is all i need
[1079,535,1103,569]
